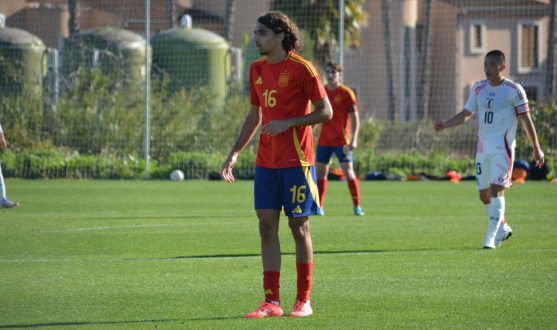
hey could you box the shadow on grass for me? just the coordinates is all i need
[124,247,464,261]
[83,215,242,221]
[0,316,250,329]
[0,319,180,329]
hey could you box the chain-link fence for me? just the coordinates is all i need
[0,0,555,180]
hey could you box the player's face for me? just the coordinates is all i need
[325,67,341,85]
[253,22,283,56]
[484,56,504,82]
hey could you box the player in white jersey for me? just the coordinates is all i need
[434,50,544,249]
[0,121,20,209]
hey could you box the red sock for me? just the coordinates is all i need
[263,271,280,302]
[296,263,313,302]
[347,178,361,207]
[317,179,327,207]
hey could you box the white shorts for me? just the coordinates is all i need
[475,152,514,190]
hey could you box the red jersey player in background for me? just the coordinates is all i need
[315,61,364,216]
[221,12,332,318]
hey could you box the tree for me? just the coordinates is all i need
[381,0,395,121]
[270,0,369,68]
[68,0,78,37]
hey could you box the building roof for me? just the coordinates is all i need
[441,0,548,7]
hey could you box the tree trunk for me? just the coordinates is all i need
[419,0,433,119]
[68,0,78,37]
[166,0,177,29]
[223,0,236,41]
[545,0,557,104]
[381,0,396,121]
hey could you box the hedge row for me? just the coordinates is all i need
[0,148,485,180]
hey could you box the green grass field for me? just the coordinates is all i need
[1,179,556,329]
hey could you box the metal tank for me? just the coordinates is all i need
[151,27,230,106]
[0,27,47,95]
[61,27,150,83]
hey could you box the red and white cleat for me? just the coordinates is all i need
[244,301,283,318]
[289,299,313,317]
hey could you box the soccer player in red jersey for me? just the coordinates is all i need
[315,61,364,216]
[220,12,332,318]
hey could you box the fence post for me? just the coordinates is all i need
[145,0,151,179]
[338,0,344,83]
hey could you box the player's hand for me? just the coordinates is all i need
[346,141,357,151]
[261,120,291,137]
[221,156,237,183]
[434,121,446,132]
[532,148,545,168]
[0,134,7,149]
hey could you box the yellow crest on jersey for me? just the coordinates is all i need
[334,95,342,104]
[278,72,290,88]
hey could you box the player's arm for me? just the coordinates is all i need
[434,109,473,132]
[347,107,360,151]
[518,113,545,168]
[262,97,333,137]
[221,104,262,183]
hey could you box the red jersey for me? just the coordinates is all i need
[250,52,327,169]
[317,84,358,147]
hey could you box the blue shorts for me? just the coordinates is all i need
[254,165,321,217]
[316,145,353,163]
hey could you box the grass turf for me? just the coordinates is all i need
[0,179,556,329]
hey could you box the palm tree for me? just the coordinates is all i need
[271,0,368,68]
[381,0,396,120]
[546,0,557,104]
[418,0,434,120]
[68,0,78,37]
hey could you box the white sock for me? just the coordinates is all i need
[485,197,505,245]
[267,300,280,306]
[485,203,508,231]
[0,163,5,200]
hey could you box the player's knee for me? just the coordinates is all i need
[288,219,309,238]
[479,193,490,204]
[259,221,279,241]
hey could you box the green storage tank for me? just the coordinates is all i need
[151,27,230,106]
[61,27,150,83]
[0,27,47,95]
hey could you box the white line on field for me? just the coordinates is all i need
[40,222,240,232]
[1,249,555,263]
[37,212,554,233]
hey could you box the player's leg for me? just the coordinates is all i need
[245,167,284,318]
[315,162,329,215]
[335,147,363,215]
[476,154,496,248]
[315,146,333,214]
[0,163,18,209]
[289,215,314,317]
[483,153,513,249]
[281,166,319,317]
[480,186,511,247]
[484,184,505,249]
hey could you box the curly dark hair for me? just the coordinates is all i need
[257,12,303,52]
